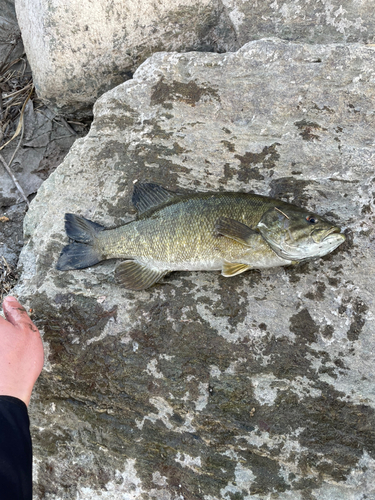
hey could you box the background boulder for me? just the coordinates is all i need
[0,0,88,275]
[15,0,375,116]
[15,0,236,117]
[15,39,375,499]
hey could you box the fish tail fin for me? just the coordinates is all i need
[56,214,105,271]
[64,213,105,244]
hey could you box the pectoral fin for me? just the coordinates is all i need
[215,217,258,246]
[222,261,251,277]
[115,261,168,290]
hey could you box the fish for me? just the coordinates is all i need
[56,183,346,290]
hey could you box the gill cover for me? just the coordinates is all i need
[257,206,345,261]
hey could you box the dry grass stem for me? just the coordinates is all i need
[0,84,33,152]
[0,256,18,303]
[274,207,290,219]
[0,76,35,206]
[0,55,37,149]
[2,81,32,101]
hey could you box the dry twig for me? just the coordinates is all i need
[0,82,34,206]
[0,152,29,206]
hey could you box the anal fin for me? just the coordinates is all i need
[215,217,258,246]
[222,261,251,277]
[115,261,167,290]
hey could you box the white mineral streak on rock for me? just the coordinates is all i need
[175,452,202,470]
[85,302,134,346]
[209,358,247,381]
[152,471,168,486]
[32,457,41,486]
[136,397,196,433]
[195,382,209,411]
[321,0,367,34]
[221,0,246,30]
[77,459,145,499]
[210,365,222,378]
[195,298,252,343]
[252,373,322,404]
[135,397,174,430]
[252,374,280,406]
[220,463,256,500]
[159,354,175,361]
[146,359,165,379]
[237,427,306,453]
[225,358,247,374]
[38,331,53,373]
[289,376,322,400]
[345,451,375,493]
[86,317,115,345]
[236,427,310,484]
[182,391,190,401]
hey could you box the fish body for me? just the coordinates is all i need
[56,183,346,290]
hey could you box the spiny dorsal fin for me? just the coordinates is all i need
[115,260,168,290]
[222,262,251,277]
[132,183,178,215]
[215,217,258,246]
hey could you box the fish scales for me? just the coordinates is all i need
[97,193,275,270]
[56,183,346,290]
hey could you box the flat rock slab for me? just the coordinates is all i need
[15,0,375,115]
[17,39,375,499]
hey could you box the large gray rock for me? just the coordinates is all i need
[16,39,375,499]
[223,0,375,46]
[15,0,375,116]
[15,0,235,117]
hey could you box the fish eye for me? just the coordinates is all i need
[306,215,318,224]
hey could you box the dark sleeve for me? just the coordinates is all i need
[0,396,32,500]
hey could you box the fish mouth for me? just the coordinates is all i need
[311,226,346,246]
[322,227,341,240]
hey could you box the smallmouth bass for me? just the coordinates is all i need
[56,183,346,290]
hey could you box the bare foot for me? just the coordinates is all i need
[0,296,44,406]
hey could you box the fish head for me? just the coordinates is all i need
[257,205,346,261]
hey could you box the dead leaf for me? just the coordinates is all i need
[0,216,9,222]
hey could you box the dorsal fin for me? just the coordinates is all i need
[132,183,178,215]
